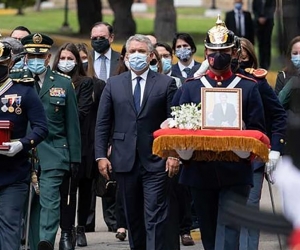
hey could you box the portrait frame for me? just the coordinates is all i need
[201,87,242,130]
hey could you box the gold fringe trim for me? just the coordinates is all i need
[153,135,269,162]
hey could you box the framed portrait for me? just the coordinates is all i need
[201,88,242,130]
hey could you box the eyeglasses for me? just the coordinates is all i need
[91,36,108,40]
[150,59,158,66]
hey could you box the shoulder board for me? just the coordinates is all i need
[10,68,26,73]
[12,78,34,85]
[52,70,71,79]
[235,73,257,83]
[244,67,268,78]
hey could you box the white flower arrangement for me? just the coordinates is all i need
[169,103,202,130]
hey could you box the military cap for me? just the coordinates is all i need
[204,15,235,50]
[0,42,11,62]
[21,33,53,54]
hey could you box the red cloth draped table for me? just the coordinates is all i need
[152,129,270,162]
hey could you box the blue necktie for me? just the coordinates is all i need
[133,76,141,113]
[183,67,191,77]
[99,55,107,82]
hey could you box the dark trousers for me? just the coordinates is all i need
[77,176,94,227]
[115,183,127,229]
[115,159,169,250]
[60,172,78,231]
[255,19,274,70]
[191,185,250,250]
[0,180,28,250]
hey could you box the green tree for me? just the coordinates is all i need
[3,0,35,15]
[154,0,177,42]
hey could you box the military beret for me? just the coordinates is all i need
[21,33,53,54]
[0,42,11,62]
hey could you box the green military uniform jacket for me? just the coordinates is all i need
[10,67,81,171]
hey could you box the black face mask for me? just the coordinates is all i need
[82,62,88,71]
[91,39,110,54]
[231,58,239,73]
[239,60,253,70]
[208,52,232,70]
[0,65,9,82]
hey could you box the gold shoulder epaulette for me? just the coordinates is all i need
[244,67,268,78]
[236,73,258,83]
[13,77,34,83]
[52,70,71,79]
[72,82,75,89]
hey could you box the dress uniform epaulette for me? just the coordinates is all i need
[9,68,26,73]
[12,78,34,86]
[244,68,268,79]
[52,70,71,79]
[235,73,258,83]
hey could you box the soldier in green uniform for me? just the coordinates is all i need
[10,33,81,250]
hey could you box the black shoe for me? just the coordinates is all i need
[115,231,127,241]
[76,226,87,247]
[38,240,53,250]
[59,231,74,250]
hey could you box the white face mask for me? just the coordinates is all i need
[58,60,76,73]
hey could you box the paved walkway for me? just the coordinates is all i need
[53,179,287,250]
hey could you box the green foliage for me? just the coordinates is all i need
[2,0,35,9]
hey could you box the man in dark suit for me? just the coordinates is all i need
[252,0,276,70]
[90,21,120,232]
[10,33,81,250]
[0,40,48,250]
[171,33,200,82]
[95,34,178,250]
[212,93,237,126]
[178,17,266,250]
[225,0,255,45]
[91,21,120,82]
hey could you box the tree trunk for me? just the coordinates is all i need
[34,0,41,11]
[107,0,136,41]
[77,0,102,35]
[155,0,177,42]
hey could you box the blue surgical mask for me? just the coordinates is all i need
[128,52,148,72]
[175,47,192,62]
[162,58,172,74]
[27,58,46,74]
[13,58,25,69]
[234,3,242,10]
[149,64,158,72]
[291,54,300,69]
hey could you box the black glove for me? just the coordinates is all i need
[70,162,80,179]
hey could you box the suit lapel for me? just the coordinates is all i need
[39,68,55,98]
[123,72,136,112]
[139,70,156,115]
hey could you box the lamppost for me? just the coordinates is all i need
[61,0,72,31]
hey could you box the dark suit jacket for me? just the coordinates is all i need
[225,10,255,44]
[252,0,276,20]
[95,70,177,172]
[92,49,120,78]
[212,102,237,126]
[171,60,200,80]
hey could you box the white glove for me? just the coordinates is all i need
[232,150,250,159]
[0,141,23,157]
[265,150,281,175]
[160,118,175,129]
[194,59,209,77]
[175,149,194,160]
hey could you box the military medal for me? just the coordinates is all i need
[15,96,22,115]
[1,97,8,112]
[8,106,14,113]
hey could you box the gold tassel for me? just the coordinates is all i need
[153,135,269,162]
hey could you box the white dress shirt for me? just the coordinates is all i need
[131,69,149,106]
[94,48,112,79]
